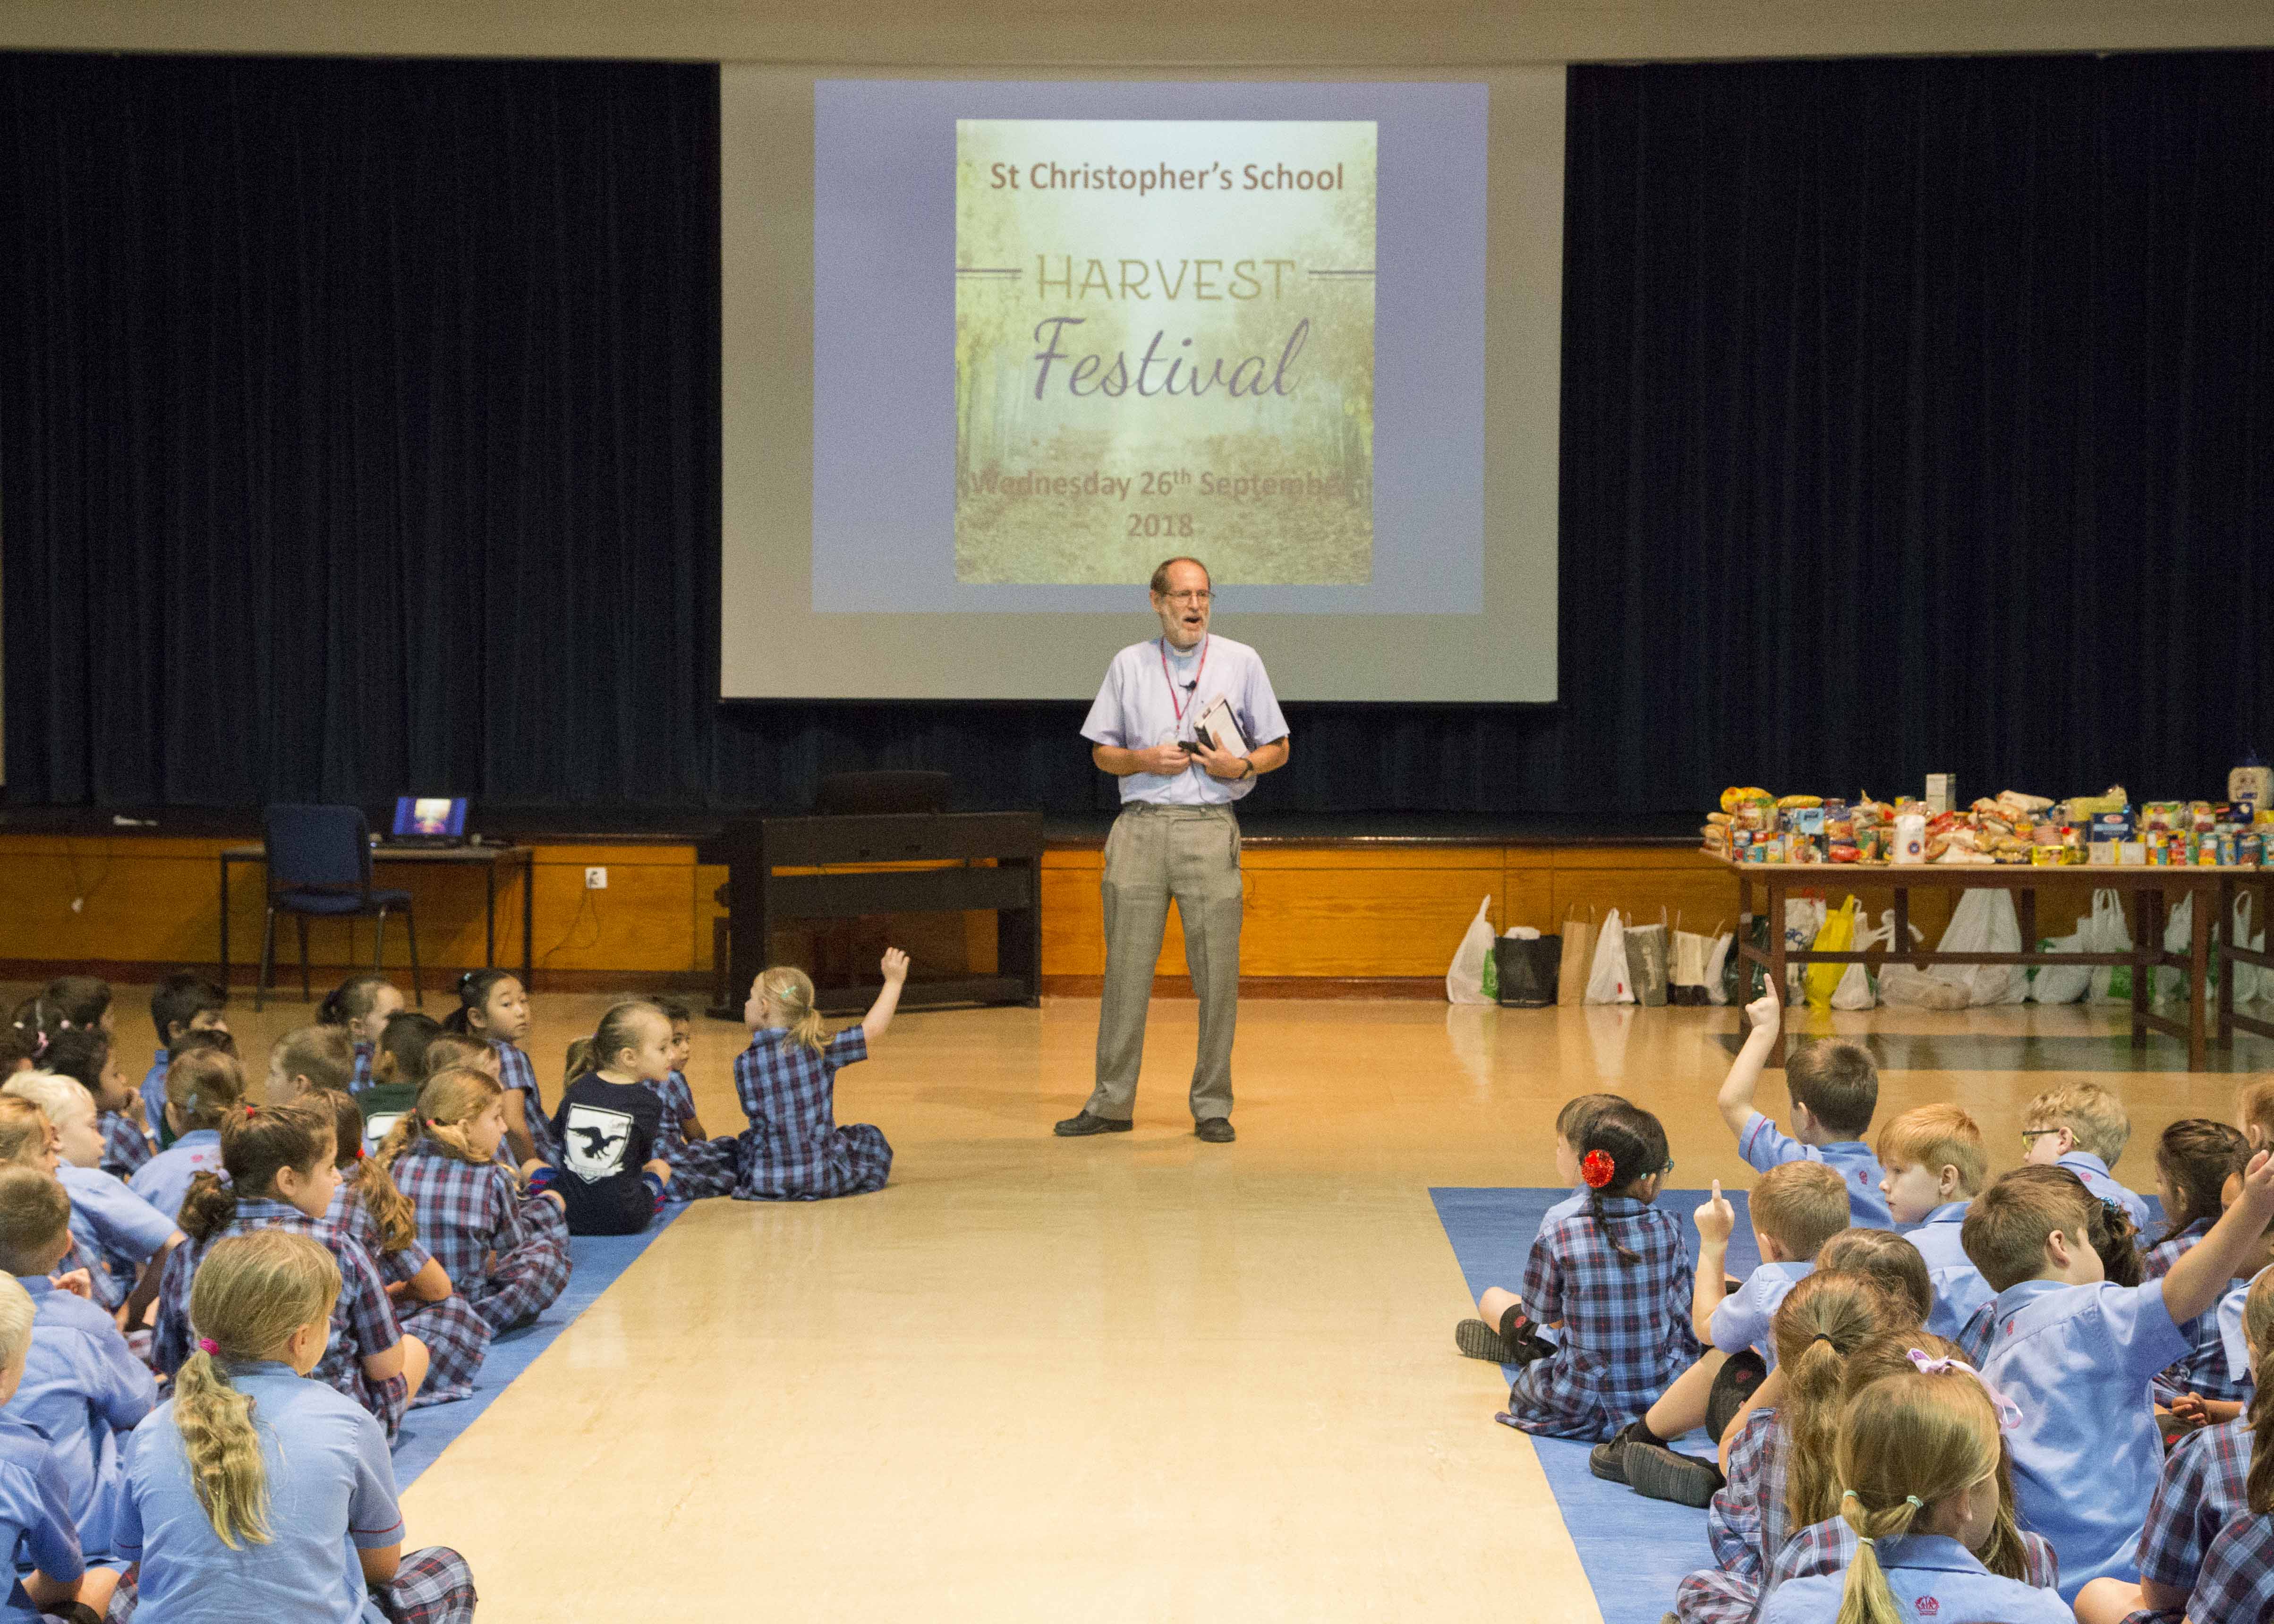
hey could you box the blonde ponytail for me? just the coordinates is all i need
[1832,1365,2005,1624]
[372,1067,507,1172]
[759,967,828,1055]
[1774,1271,1908,1535]
[177,1232,341,1548]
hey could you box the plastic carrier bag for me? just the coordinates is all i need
[2087,890,2137,1004]
[1805,897,1861,1011]
[1940,889,2027,1007]
[1702,927,1736,1006]
[1625,912,1670,1007]
[1447,896,1496,1006]
[2028,905,2095,1005]
[1831,908,1895,1010]
[2235,891,2265,1003]
[1586,909,1635,1004]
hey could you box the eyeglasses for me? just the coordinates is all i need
[2019,1129,2062,1147]
[1161,589,1213,604]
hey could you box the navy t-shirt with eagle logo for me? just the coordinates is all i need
[551,1072,665,1234]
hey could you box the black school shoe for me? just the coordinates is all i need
[1194,1117,1235,1143]
[1456,1318,1555,1366]
[1627,1440,1727,1508]
[1054,1111,1133,1137]
[1588,1420,1650,1485]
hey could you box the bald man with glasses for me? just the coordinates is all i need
[1055,556,1291,1143]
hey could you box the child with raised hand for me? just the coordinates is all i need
[1495,1102,1697,1442]
[1873,1103,1991,1340]
[140,972,229,1150]
[2020,1080,2152,1234]
[308,1090,490,1408]
[1720,995,1890,1228]
[2142,1120,2252,1412]
[643,998,741,1202]
[0,1165,153,1615]
[316,973,404,1093]
[1669,1270,1910,1624]
[554,1003,679,1235]
[735,954,904,1202]
[5,1070,180,1326]
[268,1026,355,1102]
[1967,1148,2274,1599]
[1458,1091,1629,1364]
[374,1067,571,1335]
[1604,1159,1849,1506]
[156,1101,430,1442]
[119,1230,477,1624]
[0,1271,92,1622]
[443,970,554,1167]
[42,1027,153,1180]
[128,1046,244,1224]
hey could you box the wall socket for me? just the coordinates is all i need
[584,867,608,890]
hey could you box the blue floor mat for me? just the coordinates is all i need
[390,1204,688,1486]
[1429,1187,1761,1624]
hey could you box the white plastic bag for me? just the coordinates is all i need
[2029,907,2095,1005]
[2235,892,2265,1003]
[1586,908,1635,1004]
[2087,890,2138,1004]
[1447,895,1496,1005]
[1939,889,2027,1006]
[2155,894,2197,1002]
[1831,909,1895,1010]
[1703,928,1735,1005]
[1880,962,1970,1010]
[1784,897,1827,1004]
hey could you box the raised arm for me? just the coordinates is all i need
[861,949,910,1046]
[1691,1181,1737,1343]
[1718,994,1782,1141]
[2164,1149,2274,1326]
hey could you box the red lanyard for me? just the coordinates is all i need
[1159,635,1209,723]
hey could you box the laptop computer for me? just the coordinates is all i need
[390,796,469,847]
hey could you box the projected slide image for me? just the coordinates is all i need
[954,120,1376,587]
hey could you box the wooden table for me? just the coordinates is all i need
[1722,859,2239,1071]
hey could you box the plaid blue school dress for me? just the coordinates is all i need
[392,1140,572,1335]
[2179,1514,2274,1624]
[1500,1194,1699,1442]
[734,1027,893,1201]
[2125,1414,2251,1613]
[2139,1218,2247,1405]
[1764,1516,2059,1605]
[325,1182,491,1408]
[153,1197,412,1443]
[1673,1405,1791,1624]
[98,1111,151,1180]
[645,1069,737,1201]
[494,1041,559,1166]
[351,1041,373,1092]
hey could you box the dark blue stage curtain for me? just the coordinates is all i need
[1,51,2270,817]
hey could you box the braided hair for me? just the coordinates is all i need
[1575,1102,1669,1265]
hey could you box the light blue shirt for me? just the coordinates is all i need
[1081,634,1288,806]
[60,1163,179,1278]
[1904,1200,1993,1342]
[1980,1276,2190,1599]
[127,1130,223,1225]
[1758,1534,2071,1624]
[2219,1263,2267,1385]
[117,1361,403,1624]
[138,1053,170,1144]
[1711,1260,1813,1369]
[1737,1116,1893,1229]
[0,1421,81,1621]
[2056,1150,2152,1237]
[9,1275,156,1564]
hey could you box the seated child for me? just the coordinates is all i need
[1669,1270,1910,1624]
[5,1071,180,1325]
[1494,1102,1697,1443]
[2021,1080,2152,1235]
[735,956,904,1202]
[1458,1091,1630,1363]
[119,1230,477,1624]
[358,1012,447,1160]
[1758,1353,2071,1624]
[1874,1103,1993,1339]
[40,1028,151,1181]
[316,973,404,1093]
[0,1165,154,1615]
[1955,1177,2144,1362]
[39,978,112,1041]
[0,1271,91,1622]
[156,1100,432,1443]
[1967,1151,2274,1598]
[2143,1119,2251,1409]
[128,1046,245,1223]
[375,1067,571,1335]
[645,998,740,1201]
[139,971,229,1151]
[1602,1159,1850,1506]
[553,1002,679,1235]
[2072,1265,2274,1624]
[268,1025,354,1103]
[310,1090,490,1407]
[1719,995,1890,1228]
[443,970,554,1167]
[2189,1505,2274,1624]
[1814,1228,1933,1328]
[1761,1329,2059,1608]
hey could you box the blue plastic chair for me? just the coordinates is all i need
[257,804,422,1012]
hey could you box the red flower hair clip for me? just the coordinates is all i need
[1580,1149,1617,1189]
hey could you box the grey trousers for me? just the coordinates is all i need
[1087,802,1243,1122]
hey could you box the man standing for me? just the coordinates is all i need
[1055,557,1290,1143]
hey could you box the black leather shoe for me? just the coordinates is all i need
[1054,1111,1133,1137]
[1194,1118,1235,1143]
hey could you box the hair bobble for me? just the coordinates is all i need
[1905,1348,2024,1432]
[196,1337,219,1355]
[1580,1149,1616,1189]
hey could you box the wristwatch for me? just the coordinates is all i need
[1238,757,1256,780]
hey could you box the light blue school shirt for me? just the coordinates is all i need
[2056,1150,2152,1237]
[59,1163,178,1278]
[1757,1534,2071,1624]
[117,1361,404,1624]
[1979,1276,2189,1599]
[1904,1200,1993,1341]
[127,1130,223,1224]
[10,1275,155,1561]
[0,1421,83,1620]
[1737,1115,1893,1229]
[1710,1260,1813,1369]
[2219,1263,2268,1385]
[1080,635,1289,806]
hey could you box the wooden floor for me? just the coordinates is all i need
[10,983,2265,1621]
